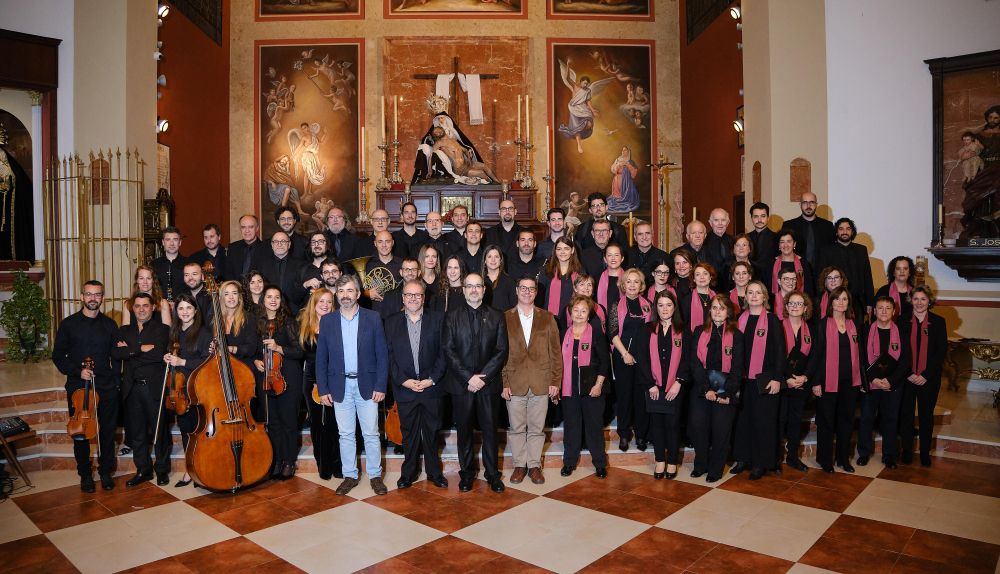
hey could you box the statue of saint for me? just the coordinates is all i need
[411,111,496,185]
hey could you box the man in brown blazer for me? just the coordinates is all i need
[502,276,563,485]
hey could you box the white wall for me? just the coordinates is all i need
[826,0,1000,296]
[0,0,75,157]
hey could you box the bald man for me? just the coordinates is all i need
[782,192,835,270]
[365,231,403,314]
[704,208,735,288]
[224,214,264,281]
[484,199,526,254]
[668,220,710,272]
[363,209,393,258]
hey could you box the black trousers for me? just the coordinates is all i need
[858,387,902,461]
[612,355,648,443]
[778,388,809,462]
[451,389,499,480]
[125,380,173,476]
[305,378,341,479]
[562,395,607,469]
[689,393,736,478]
[398,397,444,481]
[733,380,780,470]
[899,379,941,459]
[266,374,303,467]
[66,382,119,477]
[648,410,682,464]
[815,381,859,467]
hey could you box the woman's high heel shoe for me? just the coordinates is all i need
[174,475,192,488]
[653,463,666,480]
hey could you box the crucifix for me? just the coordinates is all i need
[412,57,500,121]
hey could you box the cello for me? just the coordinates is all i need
[66,357,99,452]
[184,263,272,492]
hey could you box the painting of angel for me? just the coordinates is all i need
[557,58,615,154]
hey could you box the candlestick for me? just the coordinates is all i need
[546,124,552,172]
[521,140,535,189]
[693,207,697,221]
[627,212,635,247]
[393,96,398,141]
[376,142,390,190]
[356,170,371,224]
[390,138,402,184]
[517,95,522,140]
[541,169,554,223]
[491,99,498,174]
[525,96,531,143]
[514,137,523,182]
[938,203,943,223]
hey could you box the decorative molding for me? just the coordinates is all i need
[27,91,42,106]
[927,246,1000,283]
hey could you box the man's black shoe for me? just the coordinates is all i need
[729,462,747,475]
[857,455,869,466]
[487,477,505,493]
[560,465,575,477]
[748,468,766,480]
[595,467,607,479]
[99,474,115,491]
[429,476,449,489]
[80,475,96,493]
[156,472,170,486]
[126,473,153,488]
[396,478,413,489]
[786,459,808,472]
[458,477,474,492]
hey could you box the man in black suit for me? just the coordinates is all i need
[536,208,568,261]
[580,219,613,279]
[704,208,735,278]
[443,273,509,493]
[151,226,188,302]
[443,205,470,254]
[392,202,430,259]
[819,217,875,316]
[747,202,778,275]
[484,199,526,254]
[423,211,454,256]
[259,231,307,313]
[324,207,364,262]
[300,232,331,296]
[182,262,213,321]
[275,207,310,261]
[458,221,485,274]
[188,223,227,281]
[626,221,667,285]
[111,293,171,487]
[669,219,710,271]
[506,230,545,280]
[782,192,835,270]
[384,280,449,489]
[574,192,627,251]
[225,214,265,281]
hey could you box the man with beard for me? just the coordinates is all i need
[507,230,545,281]
[536,208,567,261]
[324,207,364,261]
[574,193,627,251]
[485,200,526,254]
[320,259,343,292]
[580,219,613,279]
[225,214,265,281]
[444,205,470,253]
[52,281,120,492]
[182,262,213,320]
[428,125,498,184]
[423,211,454,256]
[259,231,308,313]
[392,202,430,259]
[378,258,422,320]
[151,226,188,302]
[300,232,331,294]
[783,192,835,270]
[819,217,875,317]
[189,223,227,281]
[626,222,667,285]
[275,207,310,261]
[747,202,778,275]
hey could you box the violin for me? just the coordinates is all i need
[262,321,287,396]
[67,357,99,443]
[184,262,272,492]
[164,342,190,415]
[384,401,403,446]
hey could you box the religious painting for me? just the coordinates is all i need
[548,40,655,228]
[255,40,363,240]
[547,0,652,21]
[384,0,526,20]
[927,49,1000,246]
[256,0,364,20]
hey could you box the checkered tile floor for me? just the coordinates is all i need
[1,454,998,573]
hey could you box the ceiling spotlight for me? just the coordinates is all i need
[158,3,170,18]
[157,118,169,133]
[733,118,744,133]
[729,5,741,20]
[157,74,167,87]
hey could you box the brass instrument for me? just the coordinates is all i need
[343,256,398,297]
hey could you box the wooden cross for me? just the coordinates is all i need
[413,57,500,121]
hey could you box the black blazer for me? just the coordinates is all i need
[442,303,509,394]
[224,239,267,282]
[574,218,628,251]
[111,320,170,399]
[903,312,947,382]
[324,228,366,262]
[189,247,227,281]
[385,309,447,402]
[258,254,308,313]
[690,325,745,399]
[486,273,517,312]
[748,228,779,272]
[782,216,835,268]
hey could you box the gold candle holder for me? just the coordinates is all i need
[540,170,554,222]
[513,137,524,182]
[521,140,535,189]
[390,139,403,184]
[376,142,390,190]
[356,171,371,223]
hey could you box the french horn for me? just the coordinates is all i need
[343,256,398,297]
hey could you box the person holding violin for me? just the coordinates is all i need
[299,288,342,481]
[112,292,172,487]
[384,280,449,489]
[163,293,212,487]
[52,280,120,493]
[254,285,305,480]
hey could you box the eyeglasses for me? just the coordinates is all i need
[464,284,485,289]
[826,275,842,281]
[402,293,424,299]
[590,202,607,209]
[653,270,669,275]
[310,240,326,245]
[321,270,340,276]
[372,217,389,223]
[517,286,537,292]
[272,240,290,245]
[787,301,805,308]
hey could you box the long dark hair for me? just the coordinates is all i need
[651,289,685,333]
[256,285,292,334]
[545,236,582,279]
[169,293,203,348]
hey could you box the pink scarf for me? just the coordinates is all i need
[647,284,676,302]
[773,291,786,320]
[819,292,830,319]
[561,323,593,397]
[617,295,652,337]
[867,322,901,364]
[696,325,733,373]
[783,318,812,356]
[563,302,608,333]
[771,255,804,294]
[688,289,716,332]
[729,288,742,308]
[650,324,683,391]
[738,310,769,379]
[910,314,929,375]
[824,317,861,392]
[547,271,577,315]
[597,269,620,311]
[889,282,906,313]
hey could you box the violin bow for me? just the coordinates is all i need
[153,351,172,445]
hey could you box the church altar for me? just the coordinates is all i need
[375,183,538,223]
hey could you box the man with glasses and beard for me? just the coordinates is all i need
[485,200,526,254]
[574,192,627,251]
[783,192,835,270]
[393,202,430,258]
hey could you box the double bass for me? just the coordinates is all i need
[184,263,272,492]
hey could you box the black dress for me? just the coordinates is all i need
[637,325,691,465]
[608,297,650,447]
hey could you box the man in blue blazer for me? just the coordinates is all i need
[384,280,449,490]
[317,274,390,496]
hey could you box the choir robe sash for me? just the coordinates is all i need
[697,325,734,373]
[562,323,593,397]
[618,296,652,338]
[910,314,930,375]
[738,310,769,379]
[889,282,906,313]
[867,322,901,364]
[824,317,861,392]
[647,284,676,302]
[547,271,577,315]
[771,255,804,294]
[597,269,621,311]
[783,318,812,357]
[689,289,717,332]
[650,325,683,392]
[819,292,830,319]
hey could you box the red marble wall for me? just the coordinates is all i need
[382,37,529,185]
